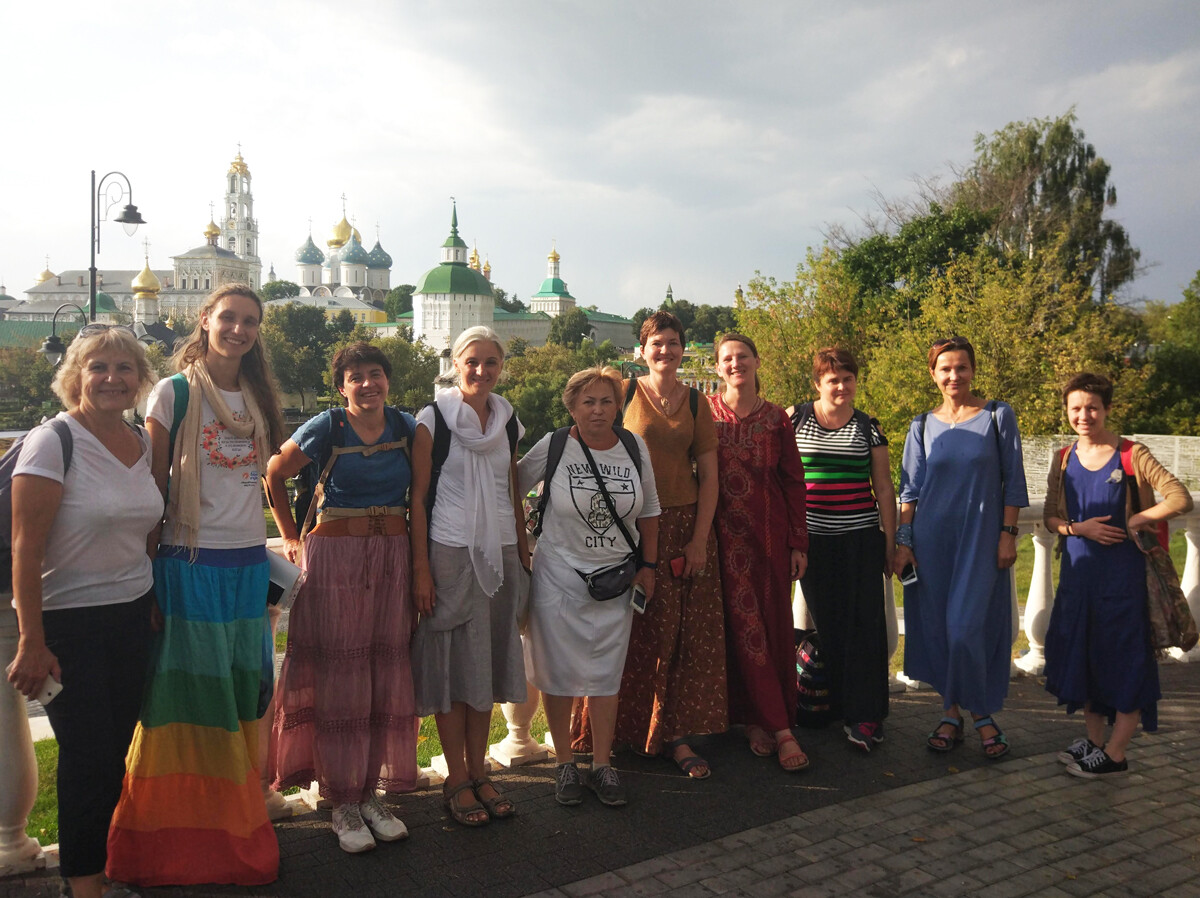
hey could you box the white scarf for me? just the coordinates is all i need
[434,386,518,596]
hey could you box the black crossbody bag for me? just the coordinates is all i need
[576,436,641,601]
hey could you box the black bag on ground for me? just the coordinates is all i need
[795,628,836,728]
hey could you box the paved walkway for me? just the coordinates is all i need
[7,663,1200,898]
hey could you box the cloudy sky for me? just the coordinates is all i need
[4,1,1198,315]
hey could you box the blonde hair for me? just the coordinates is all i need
[170,283,286,451]
[437,326,506,387]
[51,328,155,410]
[562,365,623,414]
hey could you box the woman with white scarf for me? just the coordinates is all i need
[410,326,530,827]
[107,284,287,887]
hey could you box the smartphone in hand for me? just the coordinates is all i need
[38,675,63,705]
[899,563,918,586]
[631,586,648,614]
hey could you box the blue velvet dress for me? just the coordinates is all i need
[1043,449,1160,730]
[899,403,1028,715]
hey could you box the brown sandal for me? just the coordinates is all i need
[472,777,515,819]
[443,780,489,827]
[777,733,810,772]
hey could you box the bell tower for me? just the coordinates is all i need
[222,146,262,288]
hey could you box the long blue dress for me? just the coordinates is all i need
[899,402,1028,715]
[1043,449,1160,730]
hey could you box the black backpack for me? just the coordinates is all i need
[425,403,519,514]
[0,419,74,592]
[529,426,642,536]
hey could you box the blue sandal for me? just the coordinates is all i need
[973,716,1009,760]
[926,715,964,752]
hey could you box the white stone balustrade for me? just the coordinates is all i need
[0,606,45,877]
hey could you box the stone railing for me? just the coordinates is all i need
[5,494,1200,875]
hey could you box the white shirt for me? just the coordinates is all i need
[518,431,660,572]
[416,401,520,548]
[13,413,161,610]
[146,377,266,549]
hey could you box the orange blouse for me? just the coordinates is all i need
[621,378,717,508]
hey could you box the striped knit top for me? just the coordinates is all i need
[789,402,887,535]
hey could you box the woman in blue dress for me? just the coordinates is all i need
[1043,372,1192,778]
[895,336,1028,758]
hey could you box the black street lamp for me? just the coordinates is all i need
[37,303,88,366]
[90,170,146,322]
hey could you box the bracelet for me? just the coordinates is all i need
[638,559,658,570]
[1066,520,1075,536]
[895,523,914,548]
[1000,525,1019,536]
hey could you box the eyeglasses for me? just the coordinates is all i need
[79,323,137,338]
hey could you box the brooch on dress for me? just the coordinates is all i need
[1106,468,1124,484]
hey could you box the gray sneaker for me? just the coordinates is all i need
[588,765,628,807]
[555,762,585,806]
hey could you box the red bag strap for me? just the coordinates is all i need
[1120,439,1170,551]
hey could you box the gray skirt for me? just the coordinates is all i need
[411,541,528,715]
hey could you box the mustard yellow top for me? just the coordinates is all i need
[622,378,717,508]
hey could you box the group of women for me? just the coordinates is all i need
[4,280,1189,890]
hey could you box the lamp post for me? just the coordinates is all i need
[90,170,146,322]
[37,303,88,366]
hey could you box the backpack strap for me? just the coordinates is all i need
[45,418,74,475]
[505,411,519,456]
[167,372,189,460]
[532,426,572,537]
[789,401,814,432]
[614,426,642,477]
[426,403,452,513]
[689,386,699,419]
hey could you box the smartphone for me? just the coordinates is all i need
[38,675,63,706]
[669,556,686,578]
[630,586,648,614]
[899,563,918,586]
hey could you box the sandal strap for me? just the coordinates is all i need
[972,716,997,730]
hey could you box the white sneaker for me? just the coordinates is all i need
[332,802,376,853]
[264,789,292,821]
[359,793,409,841]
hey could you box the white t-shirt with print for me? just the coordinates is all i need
[146,377,266,549]
[518,431,660,573]
[12,413,161,610]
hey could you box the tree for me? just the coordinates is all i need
[330,310,356,337]
[507,336,529,357]
[260,304,337,410]
[1130,269,1200,434]
[547,307,592,349]
[384,285,415,321]
[954,110,1140,299]
[261,280,301,302]
[689,304,738,343]
[631,307,655,339]
[493,287,526,313]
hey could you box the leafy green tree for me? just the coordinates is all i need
[954,110,1139,299]
[260,304,337,410]
[547,307,592,349]
[493,288,526,313]
[689,305,738,343]
[384,285,415,321]
[331,309,356,337]
[1129,269,1200,434]
[507,336,529,357]
[631,307,655,339]
[261,280,301,302]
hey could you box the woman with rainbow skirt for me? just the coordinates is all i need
[107,284,287,886]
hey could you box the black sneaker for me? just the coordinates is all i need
[588,765,628,807]
[1066,748,1129,779]
[1057,737,1100,765]
[844,721,884,752]
[555,762,585,806]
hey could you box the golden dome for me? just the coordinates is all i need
[204,219,221,239]
[483,257,491,275]
[131,260,162,296]
[469,246,481,269]
[36,267,55,284]
[548,245,560,263]
[229,152,250,175]
[328,215,352,249]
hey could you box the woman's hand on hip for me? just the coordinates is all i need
[1076,514,1127,545]
[413,567,436,616]
[5,639,60,700]
[790,549,807,581]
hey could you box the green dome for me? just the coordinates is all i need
[340,234,370,266]
[95,292,119,312]
[415,262,494,297]
[295,235,325,265]
[533,277,573,299]
[367,240,393,269]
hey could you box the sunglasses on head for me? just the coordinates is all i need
[78,323,137,338]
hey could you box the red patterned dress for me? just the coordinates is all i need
[710,395,808,732]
